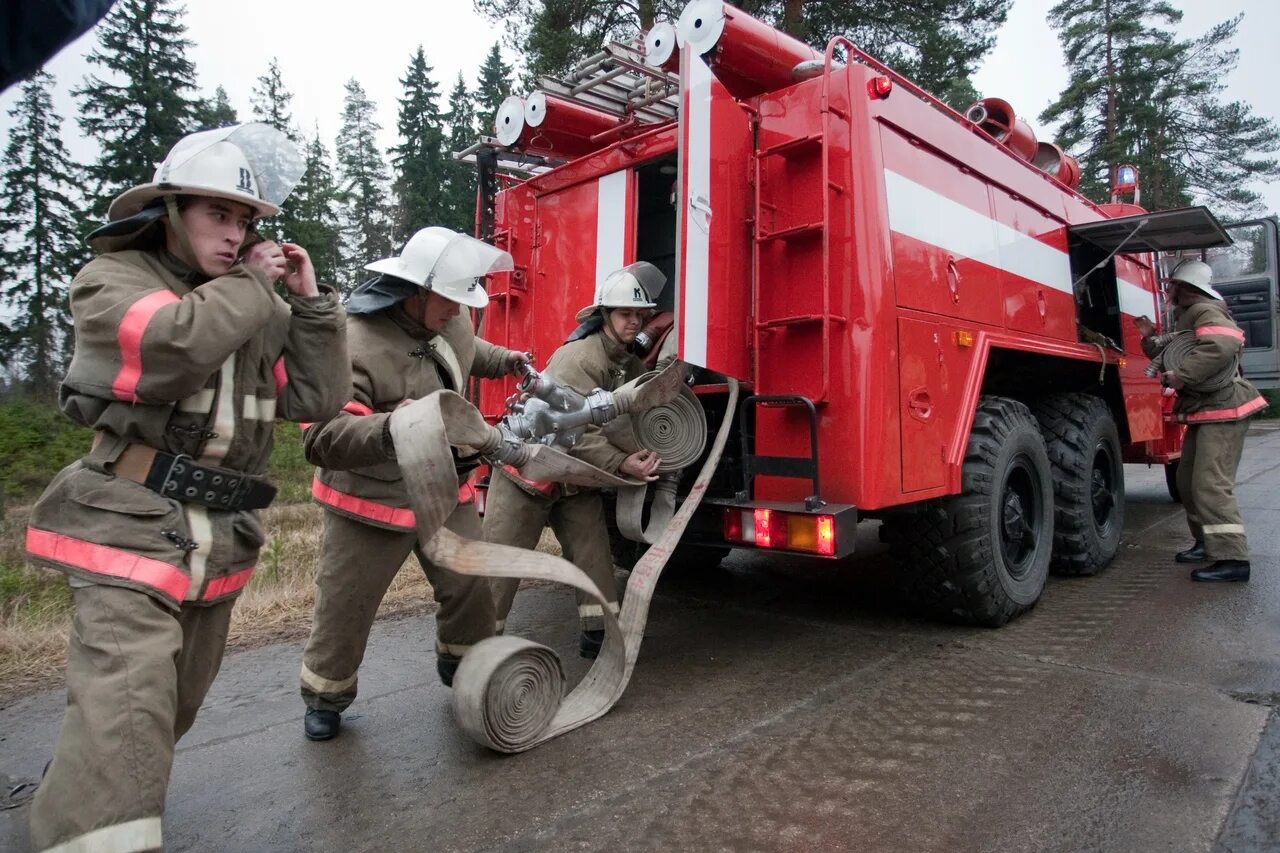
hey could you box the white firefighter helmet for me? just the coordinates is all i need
[574,261,664,322]
[108,123,304,222]
[1165,258,1222,300]
[364,227,513,309]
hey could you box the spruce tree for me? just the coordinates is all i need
[195,85,238,128]
[251,59,304,241]
[390,47,448,244]
[443,73,478,233]
[474,42,515,132]
[73,0,201,219]
[289,127,343,287]
[0,73,84,395]
[1042,1,1280,215]
[334,78,393,291]
[251,58,300,141]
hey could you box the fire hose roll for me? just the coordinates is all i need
[388,364,738,753]
[1146,330,1240,392]
[606,378,708,543]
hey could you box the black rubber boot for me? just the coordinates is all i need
[579,629,605,659]
[304,709,341,741]
[437,653,461,687]
[1191,560,1250,583]
[1175,540,1208,563]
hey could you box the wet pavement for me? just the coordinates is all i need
[3,426,1279,852]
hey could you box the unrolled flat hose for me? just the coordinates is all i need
[388,367,737,752]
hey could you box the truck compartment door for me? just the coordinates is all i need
[676,49,753,381]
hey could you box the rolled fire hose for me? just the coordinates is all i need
[389,368,738,752]
[1146,330,1239,392]
[606,379,708,543]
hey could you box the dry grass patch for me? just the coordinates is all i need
[0,502,567,705]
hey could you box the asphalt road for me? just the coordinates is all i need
[3,427,1279,852]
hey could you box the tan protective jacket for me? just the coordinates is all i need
[499,330,644,497]
[305,306,518,530]
[26,249,349,609]
[1143,301,1267,423]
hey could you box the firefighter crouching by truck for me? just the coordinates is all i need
[24,123,350,853]
[485,262,664,659]
[298,227,531,741]
[1135,258,1268,583]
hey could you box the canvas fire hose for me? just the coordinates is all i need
[388,361,737,752]
[1145,330,1240,392]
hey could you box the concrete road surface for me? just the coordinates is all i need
[3,427,1280,852]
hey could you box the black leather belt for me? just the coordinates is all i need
[142,452,277,511]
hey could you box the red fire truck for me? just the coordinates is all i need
[463,1,1238,626]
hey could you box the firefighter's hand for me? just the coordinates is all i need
[1133,315,1156,338]
[1161,370,1184,390]
[620,449,661,482]
[242,240,289,284]
[280,243,320,297]
[505,351,533,376]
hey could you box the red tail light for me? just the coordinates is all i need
[723,507,838,557]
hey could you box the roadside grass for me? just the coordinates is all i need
[0,401,566,704]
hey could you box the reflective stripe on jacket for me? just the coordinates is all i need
[305,306,514,531]
[1143,301,1267,424]
[26,249,349,608]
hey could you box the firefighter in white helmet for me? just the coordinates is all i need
[25,123,350,852]
[298,226,532,741]
[1135,257,1267,582]
[484,261,664,657]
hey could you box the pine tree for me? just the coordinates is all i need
[0,73,85,395]
[195,85,238,128]
[1042,1,1280,215]
[289,127,343,287]
[474,42,515,131]
[389,46,448,244]
[73,0,201,219]
[334,78,393,291]
[443,73,478,233]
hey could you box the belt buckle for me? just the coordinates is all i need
[161,453,193,497]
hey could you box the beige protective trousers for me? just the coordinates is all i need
[1178,419,1252,561]
[300,502,495,712]
[483,472,619,633]
[29,584,234,853]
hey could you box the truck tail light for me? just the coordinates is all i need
[867,76,893,99]
[723,508,837,557]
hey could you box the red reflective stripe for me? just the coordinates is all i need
[458,482,476,505]
[202,566,254,599]
[342,400,374,416]
[26,527,190,600]
[311,476,416,530]
[112,290,181,402]
[1195,325,1246,343]
[273,357,289,395]
[503,465,557,496]
[1184,395,1267,423]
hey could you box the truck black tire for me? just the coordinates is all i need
[1165,460,1181,503]
[883,396,1053,627]
[1032,393,1124,576]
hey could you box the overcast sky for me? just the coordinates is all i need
[2,0,1277,216]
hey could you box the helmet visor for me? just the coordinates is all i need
[161,122,305,207]
[428,234,515,291]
